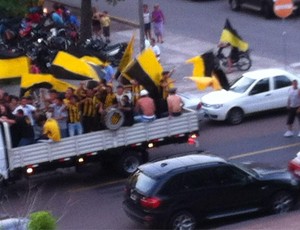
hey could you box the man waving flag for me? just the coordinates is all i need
[220,19,249,52]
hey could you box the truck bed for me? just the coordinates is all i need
[8,110,199,170]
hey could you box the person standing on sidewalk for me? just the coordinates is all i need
[143,4,152,40]
[100,11,111,43]
[92,7,102,40]
[284,80,300,137]
[152,4,165,43]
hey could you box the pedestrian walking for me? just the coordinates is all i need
[284,80,300,137]
[100,11,111,43]
[152,4,165,43]
[143,4,152,40]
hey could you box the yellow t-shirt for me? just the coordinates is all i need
[100,16,110,27]
[43,119,61,142]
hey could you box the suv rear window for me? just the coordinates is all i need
[129,170,157,194]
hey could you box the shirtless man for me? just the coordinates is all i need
[167,88,184,117]
[134,89,156,122]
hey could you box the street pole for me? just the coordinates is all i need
[138,0,145,52]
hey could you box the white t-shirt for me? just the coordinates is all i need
[13,104,37,125]
[151,45,161,61]
[288,87,300,108]
[143,12,151,24]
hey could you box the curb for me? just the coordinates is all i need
[45,0,139,28]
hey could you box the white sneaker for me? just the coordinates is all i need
[284,130,294,137]
[298,132,300,137]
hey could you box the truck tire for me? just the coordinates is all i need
[116,150,143,177]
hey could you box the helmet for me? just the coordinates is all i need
[140,89,149,96]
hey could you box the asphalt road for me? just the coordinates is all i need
[2,110,300,229]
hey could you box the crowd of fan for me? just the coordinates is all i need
[0,70,184,148]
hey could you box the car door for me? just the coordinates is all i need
[210,165,265,215]
[242,77,272,113]
[268,75,292,109]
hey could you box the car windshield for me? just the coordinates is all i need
[129,170,157,194]
[230,76,255,93]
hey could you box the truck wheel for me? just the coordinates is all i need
[117,151,143,177]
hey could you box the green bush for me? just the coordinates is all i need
[0,0,38,17]
[28,211,56,230]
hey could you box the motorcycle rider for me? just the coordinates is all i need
[217,42,239,73]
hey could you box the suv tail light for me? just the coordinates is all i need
[140,197,161,209]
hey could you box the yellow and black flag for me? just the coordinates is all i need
[185,51,215,77]
[220,19,249,52]
[122,48,163,100]
[116,34,135,78]
[20,73,77,96]
[51,51,100,81]
[186,51,229,91]
[0,56,30,80]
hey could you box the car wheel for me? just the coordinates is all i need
[270,191,295,214]
[262,3,273,19]
[168,211,196,230]
[227,108,244,125]
[229,0,240,11]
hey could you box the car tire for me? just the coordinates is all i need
[269,191,295,214]
[168,211,196,230]
[229,0,240,11]
[226,108,244,125]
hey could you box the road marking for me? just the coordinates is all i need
[68,179,126,193]
[229,142,300,160]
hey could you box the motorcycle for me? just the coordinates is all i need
[216,47,252,72]
[80,38,127,66]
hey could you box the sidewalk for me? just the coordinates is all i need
[44,0,284,95]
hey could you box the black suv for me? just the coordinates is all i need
[123,154,300,229]
[229,0,300,18]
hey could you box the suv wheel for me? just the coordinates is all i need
[230,0,240,11]
[168,211,196,230]
[270,191,294,214]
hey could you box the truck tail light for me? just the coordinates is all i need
[140,197,161,209]
[188,133,198,145]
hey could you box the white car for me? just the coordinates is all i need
[201,68,300,125]
[178,92,205,121]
